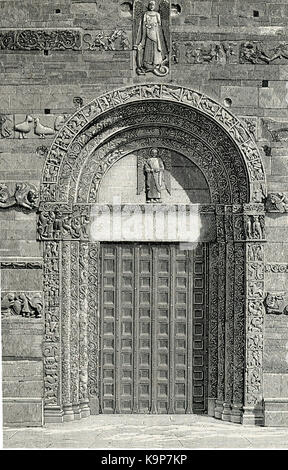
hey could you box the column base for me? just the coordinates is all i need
[63,405,75,422]
[208,398,216,417]
[230,403,243,424]
[89,396,100,415]
[72,404,81,420]
[241,406,264,426]
[80,400,91,418]
[44,407,64,424]
[214,400,224,419]
[221,403,231,422]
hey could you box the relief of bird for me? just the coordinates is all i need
[34,118,55,139]
[14,115,33,139]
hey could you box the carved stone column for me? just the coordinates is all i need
[231,207,246,423]
[61,242,73,421]
[40,205,96,423]
[207,242,219,417]
[242,204,265,425]
[214,205,226,419]
[70,241,81,419]
[222,206,235,422]
[87,242,100,414]
[79,242,90,418]
[43,241,63,423]
[232,203,266,425]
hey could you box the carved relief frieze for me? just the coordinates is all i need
[240,41,288,65]
[1,292,43,318]
[37,205,89,241]
[83,30,131,51]
[0,30,81,51]
[170,38,288,65]
[0,183,39,210]
[184,41,238,65]
[264,293,288,315]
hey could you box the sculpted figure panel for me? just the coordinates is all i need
[134,1,170,76]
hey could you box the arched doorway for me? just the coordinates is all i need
[38,84,267,425]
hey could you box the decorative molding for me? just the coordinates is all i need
[1,292,43,318]
[265,263,288,273]
[0,260,43,269]
[0,182,39,210]
[265,293,288,315]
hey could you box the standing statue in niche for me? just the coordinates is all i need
[134,0,169,77]
[144,148,168,202]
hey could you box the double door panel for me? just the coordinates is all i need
[100,243,207,414]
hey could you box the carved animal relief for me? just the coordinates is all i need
[265,293,288,315]
[0,183,39,210]
[1,292,43,318]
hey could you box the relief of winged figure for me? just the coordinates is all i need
[134,0,170,77]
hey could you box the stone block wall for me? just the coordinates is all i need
[2,318,44,426]
[1,0,288,426]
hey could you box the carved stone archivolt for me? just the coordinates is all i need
[38,84,267,425]
[40,84,265,206]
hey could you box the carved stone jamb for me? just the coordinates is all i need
[70,241,81,420]
[222,205,235,422]
[243,203,266,425]
[79,242,90,418]
[230,204,245,423]
[87,243,100,415]
[43,241,62,423]
[214,205,226,419]
[207,241,219,417]
[61,242,74,421]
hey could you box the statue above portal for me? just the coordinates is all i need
[134,0,169,77]
[144,148,170,202]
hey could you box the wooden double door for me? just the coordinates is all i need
[99,243,208,414]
